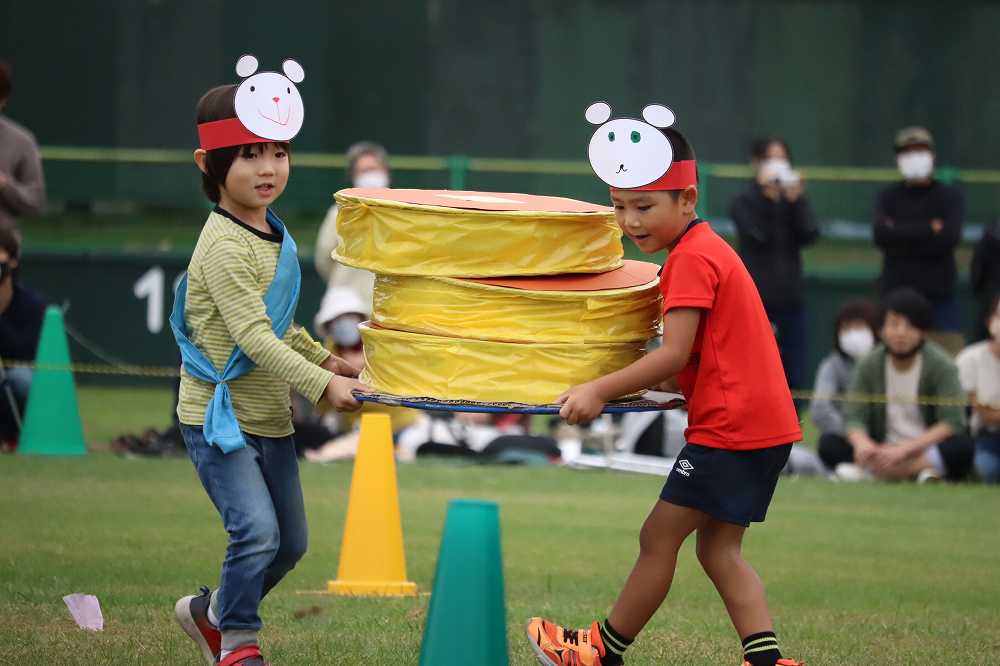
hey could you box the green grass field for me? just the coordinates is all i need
[3,386,999,664]
[3,456,999,665]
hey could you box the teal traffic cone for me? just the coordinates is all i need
[419,499,508,665]
[18,306,86,455]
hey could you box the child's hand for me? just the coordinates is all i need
[325,375,371,412]
[556,382,606,425]
[322,354,362,378]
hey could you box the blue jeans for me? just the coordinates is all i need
[180,424,308,632]
[974,431,1000,484]
[767,306,807,393]
[931,298,962,333]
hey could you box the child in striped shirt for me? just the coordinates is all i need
[172,76,369,666]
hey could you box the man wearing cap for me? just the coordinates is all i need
[873,126,964,332]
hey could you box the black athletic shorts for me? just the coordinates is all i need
[659,442,792,527]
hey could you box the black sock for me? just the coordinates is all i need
[742,631,782,666]
[598,618,632,665]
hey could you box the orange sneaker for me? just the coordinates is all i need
[526,617,607,666]
[742,660,805,666]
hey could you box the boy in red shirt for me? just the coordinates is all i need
[526,104,803,666]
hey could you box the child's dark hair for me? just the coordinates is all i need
[750,136,791,161]
[880,287,933,331]
[987,291,1000,322]
[833,299,878,353]
[195,85,289,203]
[660,127,698,201]
[0,223,22,278]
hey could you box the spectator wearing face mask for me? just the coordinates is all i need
[838,288,972,482]
[970,218,1000,341]
[873,127,964,332]
[314,141,391,301]
[730,136,819,396]
[0,224,46,446]
[956,294,1000,482]
[812,300,879,470]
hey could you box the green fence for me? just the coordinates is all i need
[38,146,1000,229]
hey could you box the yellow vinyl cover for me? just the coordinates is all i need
[333,189,623,277]
[371,274,662,343]
[358,323,646,404]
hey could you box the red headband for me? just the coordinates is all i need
[197,117,271,151]
[612,160,698,192]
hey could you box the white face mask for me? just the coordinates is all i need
[353,170,390,189]
[839,327,875,360]
[897,151,934,181]
[761,157,790,181]
[990,316,1000,340]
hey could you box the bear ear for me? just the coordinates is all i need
[236,54,259,78]
[282,59,305,83]
[585,101,612,125]
[641,104,675,128]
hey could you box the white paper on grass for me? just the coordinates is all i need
[585,101,677,189]
[63,593,104,631]
[233,54,306,143]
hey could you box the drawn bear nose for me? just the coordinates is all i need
[272,96,280,103]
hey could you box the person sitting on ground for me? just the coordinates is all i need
[838,288,972,482]
[956,293,1000,483]
[812,299,879,470]
[0,224,45,447]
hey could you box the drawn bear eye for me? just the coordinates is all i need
[250,85,255,92]
[287,87,291,94]
[608,131,616,142]
[631,131,641,143]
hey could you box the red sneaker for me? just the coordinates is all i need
[219,644,268,666]
[742,660,805,666]
[174,587,221,666]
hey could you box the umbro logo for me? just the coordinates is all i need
[675,459,694,477]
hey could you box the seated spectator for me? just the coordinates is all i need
[835,288,972,482]
[970,218,1000,341]
[956,294,1000,482]
[730,136,819,395]
[0,225,45,446]
[813,299,879,470]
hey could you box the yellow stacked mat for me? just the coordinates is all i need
[334,188,661,404]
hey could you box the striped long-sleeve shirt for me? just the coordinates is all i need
[177,208,333,437]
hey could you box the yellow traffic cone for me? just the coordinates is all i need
[327,413,417,596]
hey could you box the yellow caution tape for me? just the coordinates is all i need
[0,361,971,407]
[333,191,623,277]
[371,274,662,344]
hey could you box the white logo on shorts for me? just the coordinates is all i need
[676,459,694,477]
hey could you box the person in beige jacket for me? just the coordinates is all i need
[313,141,391,303]
[0,62,46,230]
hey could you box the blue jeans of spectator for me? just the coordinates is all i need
[974,430,1000,484]
[767,306,807,394]
[0,366,32,440]
[179,424,308,632]
[931,298,962,333]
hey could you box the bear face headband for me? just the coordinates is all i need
[197,54,306,151]
[585,101,696,191]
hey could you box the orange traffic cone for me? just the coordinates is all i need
[327,413,417,596]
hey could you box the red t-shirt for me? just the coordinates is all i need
[660,221,802,449]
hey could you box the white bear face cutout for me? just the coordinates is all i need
[586,102,676,188]
[233,54,305,142]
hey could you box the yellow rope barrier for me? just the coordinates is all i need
[37,146,1000,184]
[3,360,971,406]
